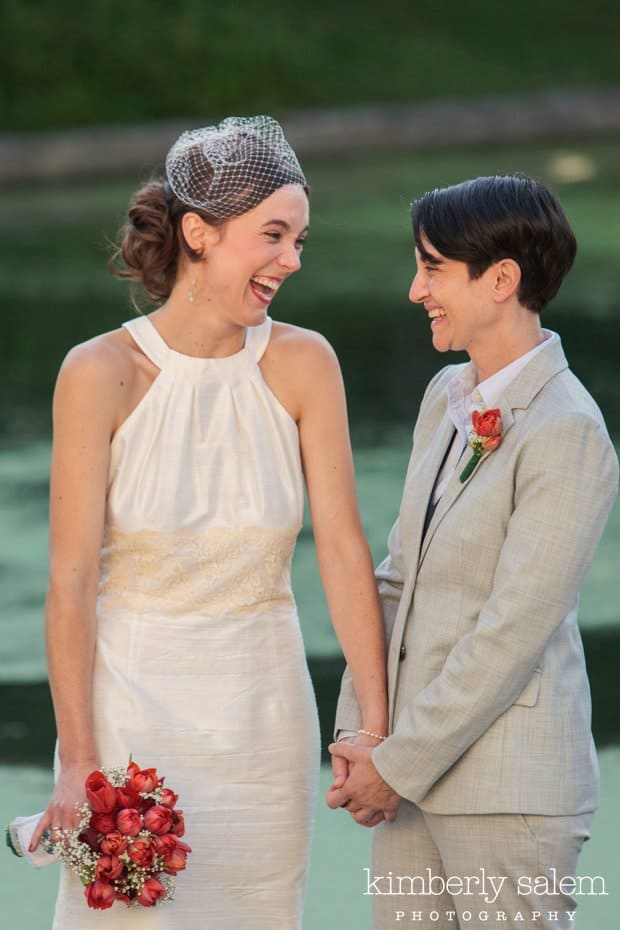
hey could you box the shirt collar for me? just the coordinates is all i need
[447,329,556,438]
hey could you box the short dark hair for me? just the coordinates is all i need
[411,175,577,312]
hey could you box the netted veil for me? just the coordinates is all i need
[165,115,306,219]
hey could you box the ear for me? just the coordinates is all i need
[180,212,221,257]
[491,258,521,304]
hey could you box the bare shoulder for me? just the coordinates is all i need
[55,327,138,395]
[58,327,130,379]
[53,328,147,439]
[265,321,340,373]
[261,322,345,423]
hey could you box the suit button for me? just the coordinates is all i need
[399,644,407,661]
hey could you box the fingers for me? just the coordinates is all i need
[330,751,350,790]
[325,784,348,810]
[328,740,357,763]
[383,798,402,822]
[350,806,385,828]
[360,811,385,829]
[28,804,71,851]
[29,792,83,850]
[29,811,51,851]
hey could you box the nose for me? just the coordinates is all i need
[409,269,428,304]
[277,243,301,273]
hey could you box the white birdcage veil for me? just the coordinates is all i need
[165,116,306,218]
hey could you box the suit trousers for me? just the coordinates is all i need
[370,801,593,930]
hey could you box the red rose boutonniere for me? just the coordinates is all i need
[459,408,503,483]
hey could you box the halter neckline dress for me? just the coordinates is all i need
[53,314,320,930]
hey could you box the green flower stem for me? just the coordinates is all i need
[459,451,482,483]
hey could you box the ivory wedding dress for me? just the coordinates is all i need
[53,314,320,929]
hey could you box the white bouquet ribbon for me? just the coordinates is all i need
[5,812,60,868]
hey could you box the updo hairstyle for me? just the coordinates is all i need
[109,180,220,304]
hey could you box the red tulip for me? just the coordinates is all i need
[100,830,128,856]
[143,805,173,835]
[90,812,116,835]
[85,771,117,814]
[472,408,502,438]
[162,839,191,875]
[127,838,157,868]
[153,833,177,856]
[116,808,142,836]
[159,788,178,809]
[169,809,185,837]
[115,784,140,809]
[85,880,116,910]
[127,762,160,794]
[137,876,166,907]
[95,854,124,882]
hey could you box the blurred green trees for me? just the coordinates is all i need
[1,0,619,131]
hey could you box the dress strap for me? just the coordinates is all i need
[122,316,170,370]
[245,317,272,362]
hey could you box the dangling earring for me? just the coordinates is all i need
[187,277,199,304]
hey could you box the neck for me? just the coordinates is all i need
[469,308,544,383]
[151,293,246,359]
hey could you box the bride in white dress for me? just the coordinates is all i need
[31,117,389,928]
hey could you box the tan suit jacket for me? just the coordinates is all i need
[336,334,618,814]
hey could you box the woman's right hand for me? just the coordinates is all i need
[29,758,99,852]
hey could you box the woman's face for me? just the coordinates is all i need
[195,183,309,328]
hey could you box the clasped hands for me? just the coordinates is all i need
[326,736,401,828]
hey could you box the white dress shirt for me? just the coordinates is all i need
[432,330,555,503]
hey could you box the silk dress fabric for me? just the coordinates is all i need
[53,315,321,929]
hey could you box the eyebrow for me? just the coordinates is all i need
[262,219,309,235]
[417,244,444,266]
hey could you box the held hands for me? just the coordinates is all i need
[326,737,401,829]
[29,758,99,852]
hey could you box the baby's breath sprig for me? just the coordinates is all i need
[101,765,131,788]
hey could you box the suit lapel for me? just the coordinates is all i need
[400,414,456,573]
[385,411,456,721]
[417,334,568,565]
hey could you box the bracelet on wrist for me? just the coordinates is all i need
[358,728,387,741]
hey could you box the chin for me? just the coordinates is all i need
[243,306,269,326]
[431,335,451,354]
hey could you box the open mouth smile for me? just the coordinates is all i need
[250,275,283,304]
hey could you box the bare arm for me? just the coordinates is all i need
[262,325,388,737]
[30,337,128,848]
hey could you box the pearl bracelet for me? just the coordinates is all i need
[358,728,387,741]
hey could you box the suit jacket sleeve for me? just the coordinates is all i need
[372,409,619,802]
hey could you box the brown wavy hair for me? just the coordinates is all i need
[108,180,222,306]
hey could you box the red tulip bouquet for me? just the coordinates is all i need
[55,760,191,910]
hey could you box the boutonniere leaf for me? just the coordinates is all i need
[459,408,503,483]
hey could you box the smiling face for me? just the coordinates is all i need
[184,183,309,328]
[409,235,502,358]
